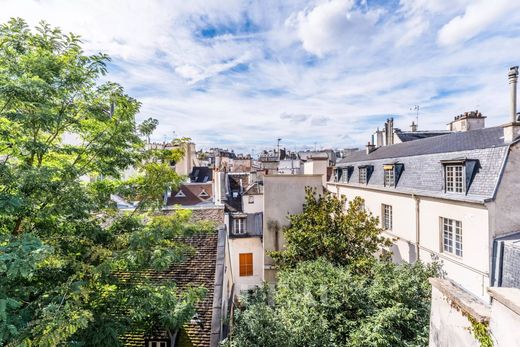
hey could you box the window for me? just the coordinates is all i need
[359,167,368,184]
[239,253,253,276]
[198,189,209,198]
[147,341,168,347]
[232,218,246,234]
[174,190,186,198]
[384,167,395,187]
[341,168,349,183]
[382,204,392,230]
[248,195,254,204]
[445,165,464,193]
[442,217,463,257]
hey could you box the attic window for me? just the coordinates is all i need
[441,159,479,195]
[383,163,404,187]
[175,190,186,198]
[358,165,373,184]
[199,189,209,198]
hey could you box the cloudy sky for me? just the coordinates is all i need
[2,0,520,153]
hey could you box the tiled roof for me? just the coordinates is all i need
[335,126,514,202]
[167,183,213,206]
[122,232,220,347]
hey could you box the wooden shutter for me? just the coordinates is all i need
[239,253,253,276]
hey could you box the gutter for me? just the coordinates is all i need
[412,194,420,259]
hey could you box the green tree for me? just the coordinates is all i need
[138,117,159,144]
[271,188,392,269]
[226,259,438,347]
[0,18,207,346]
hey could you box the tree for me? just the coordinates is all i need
[270,188,392,269]
[226,259,438,347]
[138,117,159,143]
[0,18,207,346]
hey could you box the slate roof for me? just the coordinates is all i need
[243,182,263,195]
[190,167,213,183]
[338,126,508,163]
[122,232,221,347]
[394,130,451,143]
[167,183,213,206]
[334,126,514,202]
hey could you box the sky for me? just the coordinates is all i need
[2,0,520,153]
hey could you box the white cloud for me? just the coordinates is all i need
[1,0,520,152]
[287,0,380,57]
[437,0,520,46]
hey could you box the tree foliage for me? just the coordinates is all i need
[226,259,438,347]
[271,188,392,269]
[0,18,207,346]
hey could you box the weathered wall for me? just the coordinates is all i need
[263,175,323,282]
[227,237,264,295]
[491,143,520,237]
[429,279,520,347]
[242,194,263,214]
[303,160,328,186]
[488,287,520,346]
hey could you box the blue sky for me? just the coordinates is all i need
[2,0,520,153]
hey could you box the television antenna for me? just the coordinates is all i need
[410,105,420,129]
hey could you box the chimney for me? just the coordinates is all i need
[410,121,417,132]
[366,142,376,154]
[504,66,520,142]
[509,66,518,122]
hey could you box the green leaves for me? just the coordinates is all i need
[270,188,391,269]
[226,259,439,347]
[0,18,206,345]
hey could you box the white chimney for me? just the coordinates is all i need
[509,66,518,122]
[504,66,520,142]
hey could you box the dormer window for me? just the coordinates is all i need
[199,189,209,198]
[383,163,404,188]
[383,166,395,187]
[441,158,479,195]
[358,165,373,184]
[175,190,186,198]
[359,167,368,184]
[445,165,464,193]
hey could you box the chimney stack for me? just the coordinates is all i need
[509,66,519,122]
[410,121,417,132]
[366,142,376,154]
[504,66,520,142]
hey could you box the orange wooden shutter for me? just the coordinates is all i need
[239,253,253,276]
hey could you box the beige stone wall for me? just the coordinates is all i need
[263,175,323,282]
[228,237,264,295]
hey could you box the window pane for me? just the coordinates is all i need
[442,217,462,256]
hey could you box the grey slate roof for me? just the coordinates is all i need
[395,130,451,143]
[339,126,508,163]
[334,126,512,202]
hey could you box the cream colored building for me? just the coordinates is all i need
[329,118,520,300]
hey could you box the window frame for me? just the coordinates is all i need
[359,167,368,184]
[383,166,395,187]
[445,164,465,193]
[232,217,246,234]
[248,195,254,204]
[239,253,253,277]
[440,217,463,257]
[381,204,392,230]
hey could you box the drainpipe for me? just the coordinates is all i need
[413,194,421,260]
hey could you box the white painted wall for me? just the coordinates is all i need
[429,285,481,347]
[242,194,263,214]
[228,237,264,295]
[303,160,328,186]
[328,182,490,299]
